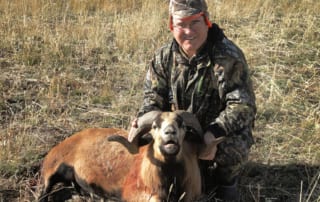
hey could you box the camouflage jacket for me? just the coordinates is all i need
[138,24,256,139]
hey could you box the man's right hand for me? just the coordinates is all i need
[128,118,138,142]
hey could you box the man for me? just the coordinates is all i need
[129,0,256,201]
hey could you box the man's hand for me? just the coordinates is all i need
[198,131,225,160]
[128,118,138,142]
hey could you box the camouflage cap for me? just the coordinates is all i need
[169,0,209,19]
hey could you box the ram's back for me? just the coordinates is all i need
[41,128,134,198]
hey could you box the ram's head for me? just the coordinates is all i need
[108,111,204,159]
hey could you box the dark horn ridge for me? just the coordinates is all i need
[175,110,203,137]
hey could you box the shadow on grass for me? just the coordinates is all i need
[240,162,320,202]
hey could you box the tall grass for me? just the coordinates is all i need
[0,0,319,201]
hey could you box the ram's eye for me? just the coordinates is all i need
[152,123,157,130]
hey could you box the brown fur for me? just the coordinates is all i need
[40,112,221,202]
[40,128,133,201]
[122,141,201,202]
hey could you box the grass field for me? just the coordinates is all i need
[0,0,319,201]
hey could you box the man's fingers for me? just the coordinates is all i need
[128,118,138,142]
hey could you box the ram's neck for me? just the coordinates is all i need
[138,145,187,201]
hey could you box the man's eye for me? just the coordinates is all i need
[191,20,201,26]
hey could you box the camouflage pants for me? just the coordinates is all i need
[199,127,254,192]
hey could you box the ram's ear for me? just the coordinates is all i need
[198,136,225,160]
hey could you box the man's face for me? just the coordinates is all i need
[171,14,208,57]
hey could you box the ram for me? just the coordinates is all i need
[39,111,223,202]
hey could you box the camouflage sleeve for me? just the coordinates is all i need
[137,49,171,117]
[208,40,256,136]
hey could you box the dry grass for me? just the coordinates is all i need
[0,0,319,201]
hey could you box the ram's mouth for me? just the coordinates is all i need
[161,140,180,156]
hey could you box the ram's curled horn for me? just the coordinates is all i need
[128,110,162,143]
[108,135,139,154]
[175,110,203,137]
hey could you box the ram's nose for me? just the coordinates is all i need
[163,125,177,137]
[162,125,180,143]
